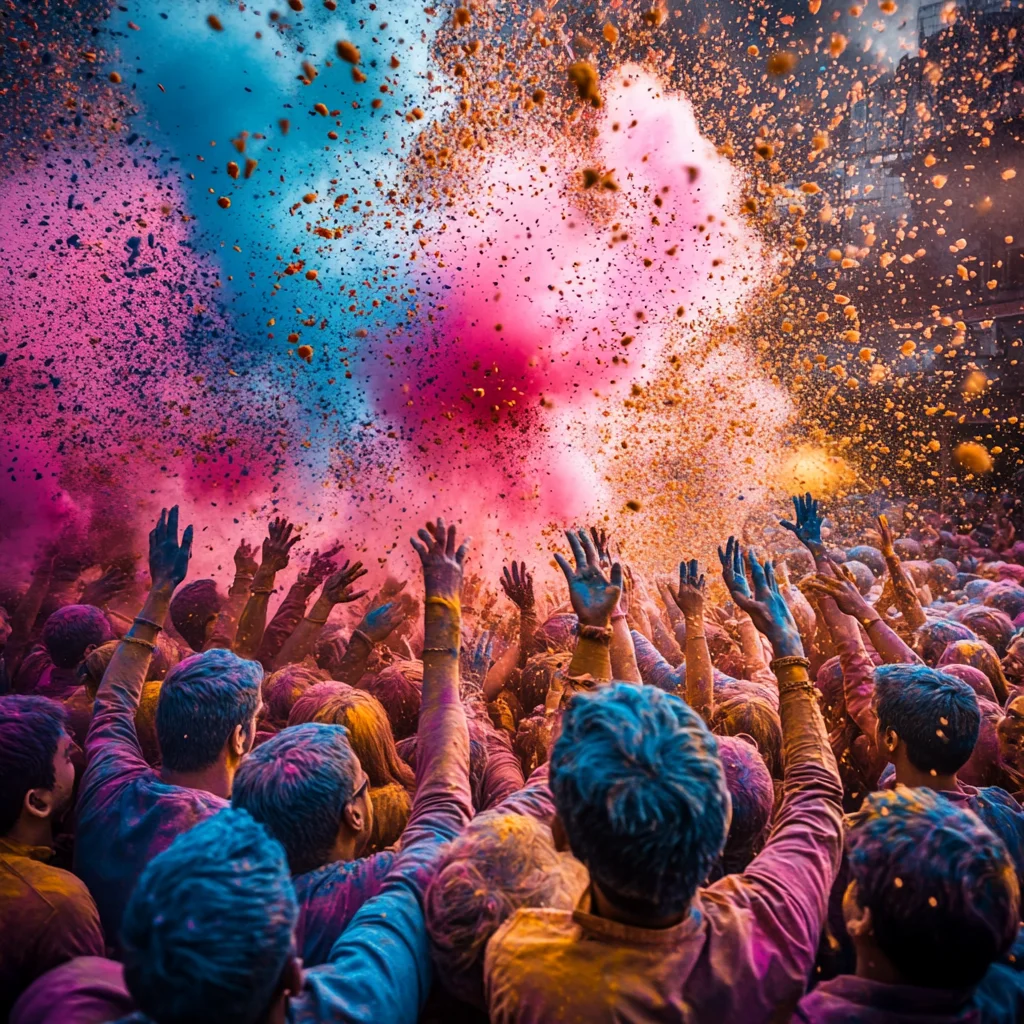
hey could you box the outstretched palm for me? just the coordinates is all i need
[554,529,622,627]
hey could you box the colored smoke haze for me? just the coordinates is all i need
[361,66,790,563]
[0,155,306,575]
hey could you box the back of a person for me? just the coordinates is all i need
[10,956,134,1024]
[0,845,103,1020]
[795,964,1024,1024]
[486,873,817,1024]
[74,771,226,948]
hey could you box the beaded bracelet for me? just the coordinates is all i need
[122,635,156,651]
[578,624,613,644]
[770,655,811,672]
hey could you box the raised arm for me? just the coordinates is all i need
[234,519,303,659]
[877,514,927,630]
[84,508,192,771]
[554,529,621,683]
[297,518,473,1024]
[333,596,415,684]
[203,540,257,652]
[672,558,713,721]
[4,548,55,685]
[720,547,844,978]
[500,561,536,671]
[780,492,830,569]
[272,561,368,669]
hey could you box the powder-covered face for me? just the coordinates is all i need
[997,697,1024,771]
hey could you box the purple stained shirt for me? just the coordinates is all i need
[293,851,395,967]
[74,664,226,951]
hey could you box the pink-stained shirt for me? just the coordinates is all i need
[9,956,133,1024]
[74,660,226,950]
[0,838,105,1020]
[484,687,844,1024]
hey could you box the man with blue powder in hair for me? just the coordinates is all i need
[73,508,265,951]
[797,787,1024,1021]
[485,536,845,1023]
[15,517,473,1024]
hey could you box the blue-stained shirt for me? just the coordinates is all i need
[74,665,226,951]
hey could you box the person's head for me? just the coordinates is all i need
[912,619,978,666]
[937,639,1009,700]
[846,545,886,578]
[425,812,588,1008]
[169,579,222,652]
[843,560,876,595]
[551,682,730,922]
[1005,632,1024,687]
[232,723,371,874]
[964,578,997,602]
[261,664,325,730]
[363,661,423,741]
[42,604,114,669]
[534,612,578,654]
[713,735,774,877]
[936,663,997,703]
[985,584,1024,621]
[0,695,77,840]
[893,536,922,560]
[79,635,178,700]
[873,664,980,779]
[517,651,571,714]
[156,650,262,775]
[997,694,1024,777]
[121,808,301,1024]
[957,606,1015,657]
[844,787,1018,989]
[929,558,958,596]
[294,682,414,791]
[710,695,783,779]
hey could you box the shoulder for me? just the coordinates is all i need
[486,908,579,966]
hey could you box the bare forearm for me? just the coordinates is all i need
[884,554,927,630]
[683,614,714,720]
[334,631,374,685]
[483,641,519,701]
[273,595,332,668]
[517,609,538,669]
[257,581,315,665]
[233,568,277,658]
[5,570,52,675]
[737,613,773,682]
[610,616,642,684]
[650,613,684,666]
[864,617,921,665]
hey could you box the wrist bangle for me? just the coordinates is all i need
[133,616,163,632]
[351,628,374,647]
[686,633,706,641]
[578,624,613,644]
[306,617,328,625]
[250,586,274,594]
[423,646,459,656]
[611,612,626,622]
[234,573,255,581]
[122,635,156,651]
[779,676,817,697]
[770,655,811,672]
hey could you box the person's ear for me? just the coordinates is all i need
[230,723,248,760]
[845,899,873,940]
[551,814,570,854]
[343,795,366,834]
[24,788,55,821]
[82,644,97,660]
[884,728,899,754]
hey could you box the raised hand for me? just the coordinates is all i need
[728,545,803,659]
[261,516,301,574]
[877,513,896,559]
[500,560,535,611]
[233,540,259,578]
[801,571,878,623]
[81,567,130,608]
[359,593,415,643]
[780,492,825,552]
[411,517,471,601]
[718,535,752,602]
[321,561,369,605]
[300,541,343,586]
[466,629,496,681]
[149,506,193,592]
[669,559,706,620]
[589,526,612,570]
[554,528,622,628]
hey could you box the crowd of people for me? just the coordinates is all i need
[2,489,1024,1023]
